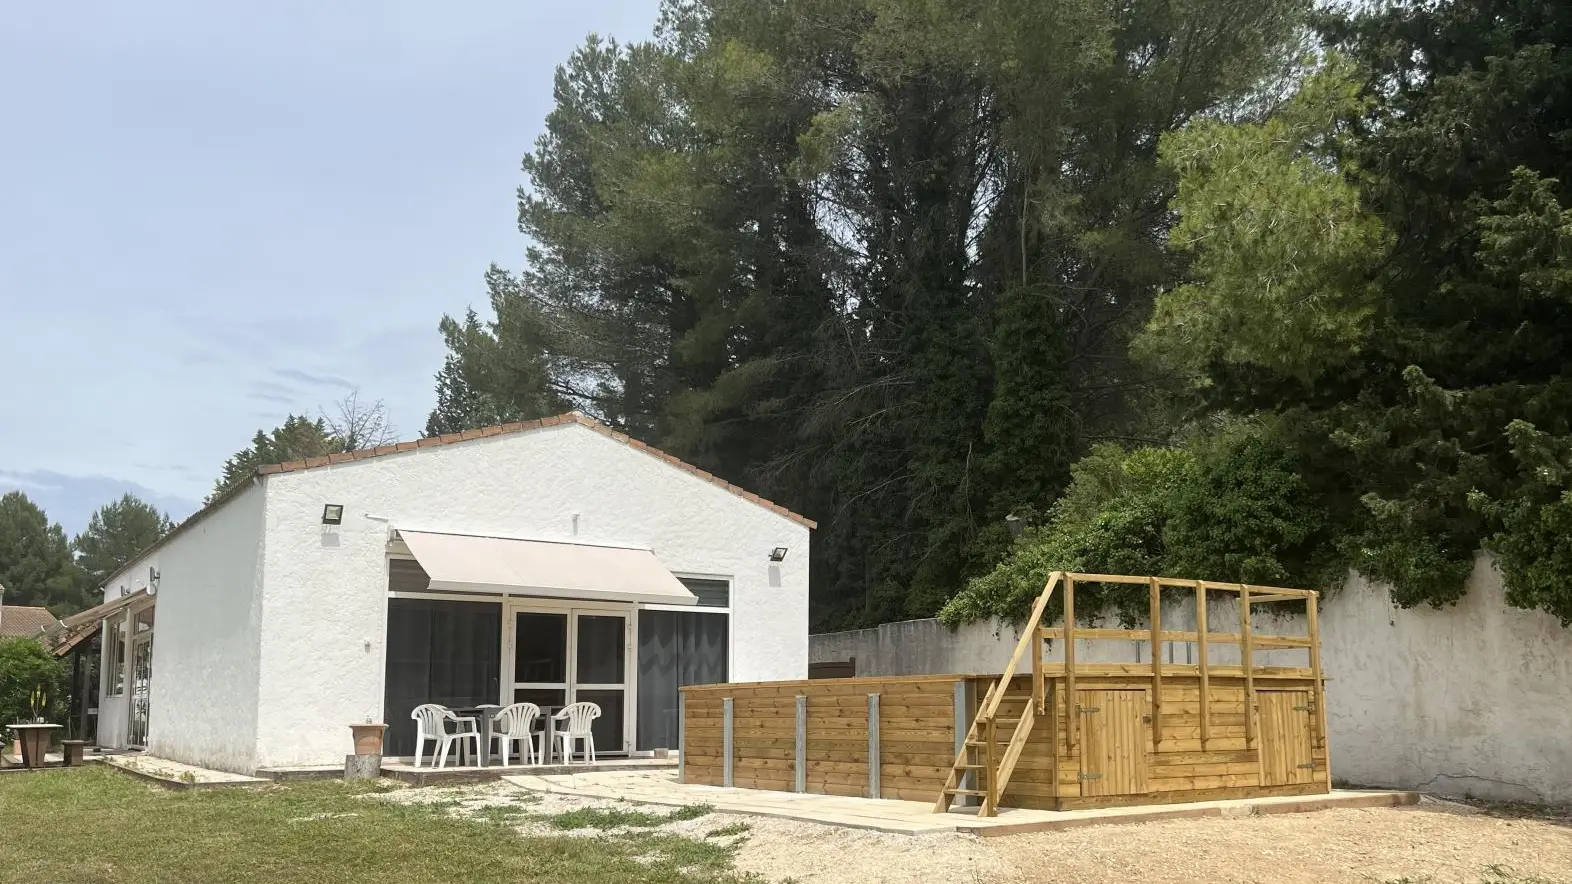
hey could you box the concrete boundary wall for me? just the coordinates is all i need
[810,554,1572,804]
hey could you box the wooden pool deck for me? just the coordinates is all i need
[502,768,1419,836]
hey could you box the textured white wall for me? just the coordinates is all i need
[812,556,1572,804]
[1322,555,1572,804]
[253,422,810,768]
[97,484,266,771]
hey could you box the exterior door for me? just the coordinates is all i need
[1076,689,1149,796]
[510,607,631,754]
[127,634,152,749]
[1258,690,1316,786]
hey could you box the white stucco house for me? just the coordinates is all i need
[65,412,812,774]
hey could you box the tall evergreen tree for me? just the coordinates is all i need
[211,415,341,501]
[73,494,173,590]
[0,491,87,614]
[431,0,1315,628]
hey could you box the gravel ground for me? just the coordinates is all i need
[375,784,1572,884]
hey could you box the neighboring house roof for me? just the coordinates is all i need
[0,605,59,639]
[259,412,817,528]
[98,412,814,590]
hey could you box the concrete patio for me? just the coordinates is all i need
[500,769,1420,836]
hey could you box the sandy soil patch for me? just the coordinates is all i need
[376,783,1572,884]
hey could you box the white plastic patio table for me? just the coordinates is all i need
[533,706,563,764]
[452,704,502,766]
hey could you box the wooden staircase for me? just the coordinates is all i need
[934,571,1061,817]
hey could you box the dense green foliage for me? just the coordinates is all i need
[212,415,341,501]
[0,491,88,613]
[73,494,173,589]
[0,637,68,726]
[940,430,1332,626]
[425,0,1572,629]
[0,490,174,614]
[952,0,1572,626]
[429,0,1311,629]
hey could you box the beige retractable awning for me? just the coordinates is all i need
[397,530,697,606]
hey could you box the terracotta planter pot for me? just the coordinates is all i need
[349,723,388,756]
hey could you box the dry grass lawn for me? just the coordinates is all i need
[4,766,1567,884]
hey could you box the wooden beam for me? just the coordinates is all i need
[1149,576,1162,752]
[1195,581,1210,747]
[1064,573,1077,754]
[1247,593,1304,604]
[1252,635,1315,649]
[985,716,997,815]
[1308,593,1327,751]
[1033,606,1044,716]
[1239,584,1255,748]
[979,572,1061,723]
[1216,581,1316,597]
[1066,572,1153,585]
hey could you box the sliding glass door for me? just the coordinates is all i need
[510,607,630,754]
[635,609,728,751]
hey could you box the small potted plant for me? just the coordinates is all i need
[29,685,49,723]
[8,685,60,768]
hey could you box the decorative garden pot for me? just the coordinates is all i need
[349,723,388,756]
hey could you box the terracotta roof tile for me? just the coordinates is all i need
[258,411,815,528]
[0,605,59,639]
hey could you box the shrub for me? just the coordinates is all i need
[0,638,69,727]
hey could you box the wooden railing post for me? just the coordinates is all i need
[1032,620,1044,716]
[1194,581,1210,747]
[1149,576,1162,751]
[1239,584,1255,747]
[1308,592,1327,750]
[1064,573,1077,753]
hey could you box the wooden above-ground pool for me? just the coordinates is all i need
[680,571,1330,814]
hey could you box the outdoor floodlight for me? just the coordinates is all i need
[322,504,345,525]
[769,547,789,562]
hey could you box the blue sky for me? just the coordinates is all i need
[0,1,659,536]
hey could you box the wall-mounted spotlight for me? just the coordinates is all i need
[769,547,789,563]
[148,567,160,593]
[322,504,345,525]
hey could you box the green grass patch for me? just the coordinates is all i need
[0,767,752,884]
[544,804,714,831]
[705,822,751,839]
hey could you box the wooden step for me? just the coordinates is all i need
[945,788,988,796]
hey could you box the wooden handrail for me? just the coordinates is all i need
[978,571,1061,724]
[1049,627,1312,648]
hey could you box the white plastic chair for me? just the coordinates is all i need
[489,703,542,767]
[411,703,480,769]
[552,702,601,764]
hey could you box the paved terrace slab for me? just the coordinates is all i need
[500,770,1419,836]
[104,755,268,789]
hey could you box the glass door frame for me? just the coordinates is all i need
[504,598,636,755]
[127,606,154,750]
